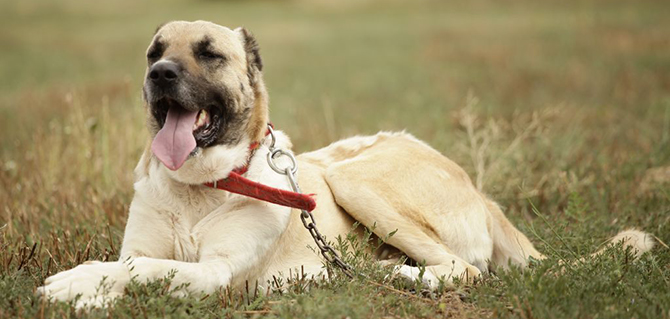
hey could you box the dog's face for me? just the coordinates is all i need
[142,21,268,182]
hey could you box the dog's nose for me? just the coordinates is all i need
[149,61,180,87]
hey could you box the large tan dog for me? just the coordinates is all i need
[38,21,654,307]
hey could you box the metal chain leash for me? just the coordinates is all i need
[265,125,354,278]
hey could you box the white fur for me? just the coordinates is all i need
[37,21,656,307]
[37,129,657,308]
[38,132,295,307]
[167,139,251,185]
[604,229,655,258]
[394,264,440,290]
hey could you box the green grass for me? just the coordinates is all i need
[1,0,669,318]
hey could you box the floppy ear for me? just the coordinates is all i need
[235,27,263,73]
[235,27,268,142]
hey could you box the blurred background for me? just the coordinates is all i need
[1,0,669,253]
[1,1,669,317]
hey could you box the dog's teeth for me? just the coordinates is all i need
[193,110,209,130]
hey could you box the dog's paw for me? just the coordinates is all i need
[393,265,441,290]
[37,261,130,306]
[392,263,482,290]
[74,292,125,310]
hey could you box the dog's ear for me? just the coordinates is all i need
[235,27,263,73]
[235,27,268,143]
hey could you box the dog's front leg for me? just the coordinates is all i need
[36,258,233,308]
[115,199,292,295]
[37,260,131,308]
[39,199,291,307]
[188,198,293,288]
[36,195,192,307]
[36,194,172,307]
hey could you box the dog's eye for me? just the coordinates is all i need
[198,51,223,60]
[147,50,161,60]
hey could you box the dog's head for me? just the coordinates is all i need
[142,21,268,183]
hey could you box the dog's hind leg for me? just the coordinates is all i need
[325,169,482,285]
[392,263,481,289]
[323,134,493,284]
[485,199,545,268]
[325,172,482,285]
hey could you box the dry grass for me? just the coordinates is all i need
[1,0,669,318]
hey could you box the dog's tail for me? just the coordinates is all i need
[592,229,655,258]
[486,199,655,269]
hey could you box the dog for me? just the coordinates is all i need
[37,20,654,308]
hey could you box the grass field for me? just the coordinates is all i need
[1,0,670,318]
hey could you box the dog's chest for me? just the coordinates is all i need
[163,188,228,262]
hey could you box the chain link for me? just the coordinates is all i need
[265,125,354,278]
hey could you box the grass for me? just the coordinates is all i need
[1,0,669,317]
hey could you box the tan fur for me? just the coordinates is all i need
[245,76,269,143]
[38,21,655,307]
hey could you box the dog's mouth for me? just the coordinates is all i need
[150,98,222,171]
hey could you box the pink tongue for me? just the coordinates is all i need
[151,106,199,171]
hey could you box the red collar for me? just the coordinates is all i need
[203,126,317,212]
